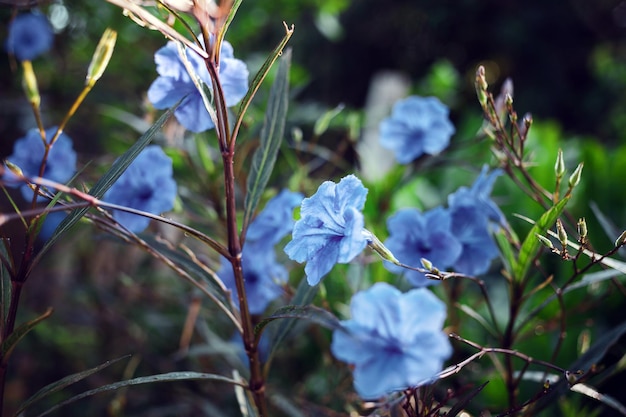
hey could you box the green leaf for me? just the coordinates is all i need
[33,371,245,417]
[15,355,129,416]
[456,303,498,339]
[1,308,52,367]
[265,276,318,363]
[494,229,516,276]
[513,197,569,282]
[32,102,180,267]
[233,24,294,141]
[216,0,243,49]
[313,104,345,136]
[445,381,489,417]
[571,384,626,416]
[0,238,11,330]
[255,304,343,341]
[241,48,292,238]
[532,320,626,413]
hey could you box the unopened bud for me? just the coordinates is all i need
[475,66,488,108]
[86,28,117,87]
[556,219,568,247]
[554,149,565,179]
[518,113,532,142]
[577,218,587,240]
[505,93,513,111]
[21,60,40,108]
[364,229,401,265]
[615,230,626,247]
[420,258,433,271]
[536,234,554,250]
[568,163,583,188]
[4,161,23,178]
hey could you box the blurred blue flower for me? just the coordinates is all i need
[230,330,271,366]
[3,127,77,202]
[450,205,499,276]
[379,96,455,164]
[246,190,303,245]
[5,12,53,61]
[38,211,66,241]
[383,207,462,287]
[448,165,504,225]
[147,39,249,133]
[104,145,177,233]
[218,241,287,315]
[284,175,369,286]
[331,282,452,399]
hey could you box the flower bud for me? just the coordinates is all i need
[86,28,117,87]
[556,219,568,247]
[577,218,587,240]
[364,229,401,265]
[475,66,489,109]
[554,149,565,179]
[5,160,24,178]
[420,258,433,271]
[536,233,554,250]
[519,113,532,141]
[21,60,40,108]
[568,163,583,188]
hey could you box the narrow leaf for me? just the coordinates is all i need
[241,48,292,238]
[456,303,498,339]
[532,320,626,413]
[232,22,294,143]
[215,0,243,55]
[1,308,52,367]
[494,229,516,276]
[513,197,569,282]
[34,372,244,417]
[15,355,130,416]
[571,384,626,416]
[255,304,342,341]
[266,276,318,363]
[33,103,179,265]
[445,381,489,417]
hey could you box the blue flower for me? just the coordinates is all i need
[383,207,462,287]
[284,175,369,286]
[447,165,504,225]
[104,145,177,233]
[331,282,452,399]
[5,12,53,61]
[3,127,77,202]
[218,241,287,315]
[230,330,271,366]
[147,39,249,133]
[379,96,455,164]
[246,190,303,245]
[38,211,66,241]
[449,205,499,276]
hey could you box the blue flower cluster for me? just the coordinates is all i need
[3,127,77,202]
[379,96,455,164]
[331,282,451,399]
[285,175,369,286]
[219,190,303,314]
[104,145,177,233]
[147,39,249,133]
[5,12,53,61]
[384,165,502,285]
